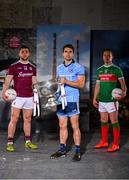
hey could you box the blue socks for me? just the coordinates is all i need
[59,144,66,152]
[75,145,80,153]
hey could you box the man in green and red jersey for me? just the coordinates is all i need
[93,48,127,152]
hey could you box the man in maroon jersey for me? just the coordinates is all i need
[2,45,38,152]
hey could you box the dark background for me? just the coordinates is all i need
[0,0,129,131]
[90,30,129,128]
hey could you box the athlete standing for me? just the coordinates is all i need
[2,45,38,152]
[50,44,85,161]
[93,49,127,152]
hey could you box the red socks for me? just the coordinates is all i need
[101,122,109,143]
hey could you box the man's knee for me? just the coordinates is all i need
[71,124,80,131]
[24,116,32,124]
[110,119,118,124]
[59,123,67,130]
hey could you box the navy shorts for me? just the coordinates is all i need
[57,102,80,117]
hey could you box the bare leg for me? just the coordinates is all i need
[23,109,38,149]
[8,107,21,139]
[23,109,32,137]
[70,114,80,145]
[58,116,68,145]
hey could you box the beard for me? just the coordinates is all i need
[21,57,29,61]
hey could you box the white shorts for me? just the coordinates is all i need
[11,97,34,109]
[99,102,119,113]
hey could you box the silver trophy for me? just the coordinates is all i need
[35,79,58,114]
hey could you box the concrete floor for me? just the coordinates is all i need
[0,128,129,179]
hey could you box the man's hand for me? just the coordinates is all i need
[2,91,11,102]
[60,77,67,84]
[93,99,99,108]
[114,91,126,101]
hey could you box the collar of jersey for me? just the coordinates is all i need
[19,60,29,64]
[63,59,75,67]
[104,63,113,68]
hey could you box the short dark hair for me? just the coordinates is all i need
[102,48,113,56]
[19,45,30,51]
[63,44,74,52]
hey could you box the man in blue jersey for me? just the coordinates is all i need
[50,44,85,161]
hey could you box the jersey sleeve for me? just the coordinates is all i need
[77,64,85,76]
[117,67,124,79]
[7,65,14,76]
[33,67,36,76]
[96,69,100,81]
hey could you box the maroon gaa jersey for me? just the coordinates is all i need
[7,61,36,97]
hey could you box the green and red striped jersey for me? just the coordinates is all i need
[96,64,124,102]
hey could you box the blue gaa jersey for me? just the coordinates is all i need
[56,60,85,103]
